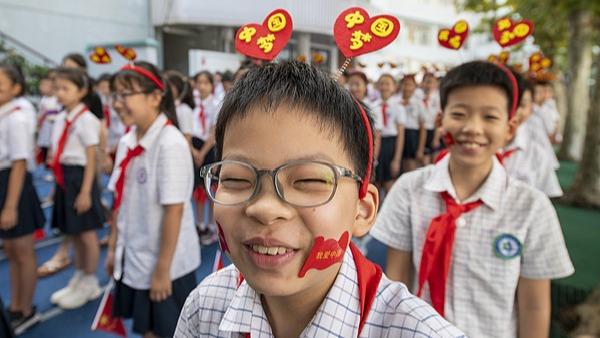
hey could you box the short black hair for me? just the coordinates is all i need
[440,61,515,114]
[97,73,112,83]
[215,60,374,179]
[0,60,26,96]
[62,53,87,70]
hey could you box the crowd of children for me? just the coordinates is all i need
[0,52,573,338]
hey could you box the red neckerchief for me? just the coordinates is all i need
[103,104,111,128]
[417,191,482,317]
[52,105,88,189]
[381,102,388,127]
[0,105,20,120]
[112,119,172,212]
[497,148,518,164]
[198,103,206,132]
[241,242,382,338]
[422,96,429,109]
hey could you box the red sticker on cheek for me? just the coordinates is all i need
[298,231,350,278]
[217,222,229,253]
[443,132,455,146]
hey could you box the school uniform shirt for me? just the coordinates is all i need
[537,100,560,135]
[0,99,36,171]
[503,126,563,198]
[176,101,195,136]
[370,154,574,338]
[524,112,560,170]
[369,98,406,137]
[175,248,466,338]
[108,114,200,289]
[100,95,126,152]
[191,95,221,141]
[401,95,426,130]
[421,91,441,130]
[37,96,62,148]
[49,103,100,166]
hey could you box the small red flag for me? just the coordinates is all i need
[91,282,127,337]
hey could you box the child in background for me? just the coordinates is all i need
[165,70,195,140]
[399,74,427,172]
[37,71,62,174]
[191,71,220,245]
[371,61,574,337]
[96,73,125,172]
[176,60,464,338]
[0,61,45,334]
[107,61,199,338]
[373,74,405,196]
[48,67,105,310]
[421,73,442,164]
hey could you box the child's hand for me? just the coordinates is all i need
[102,154,114,174]
[0,207,17,230]
[390,159,401,178]
[150,269,172,302]
[74,192,92,214]
[105,249,115,276]
[415,150,425,164]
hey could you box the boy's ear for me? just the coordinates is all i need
[352,183,379,238]
[506,115,519,143]
[10,84,22,98]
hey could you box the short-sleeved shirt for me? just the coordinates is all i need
[421,91,441,130]
[537,100,560,135]
[524,113,559,170]
[0,99,36,170]
[401,95,426,130]
[369,98,406,137]
[191,94,221,141]
[176,102,195,136]
[37,96,62,147]
[49,104,100,166]
[175,248,465,338]
[108,114,199,289]
[370,154,574,338]
[503,126,563,198]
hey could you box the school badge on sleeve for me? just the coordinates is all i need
[234,9,293,61]
[333,7,400,58]
[494,233,522,259]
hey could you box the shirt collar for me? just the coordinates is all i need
[66,103,86,121]
[220,249,360,337]
[424,153,507,210]
[506,126,527,151]
[0,99,17,118]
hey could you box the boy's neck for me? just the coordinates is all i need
[448,157,493,202]
[261,268,338,338]
[64,102,80,112]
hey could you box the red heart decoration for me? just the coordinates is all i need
[234,9,293,61]
[334,7,400,58]
[115,45,137,61]
[438,20,469,50]
[89,47,111,64]
[529,52,552,72]
[492,17,534,48]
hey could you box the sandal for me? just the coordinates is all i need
[37,257,72,278]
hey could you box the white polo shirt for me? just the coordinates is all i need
[503,126,563,198]
[537,100,560,135]
[0,99,36,170]
[370,154,574,338]
[191,94,221,141]
[37,95,61,148]
[401,95,426,130]
[524,113,559,170]
[108,114,200,289]
[49,104,100,166]
[421,91,441,130]
[175,248,466,338]
[176,102,195,136]
[369,98,406,137]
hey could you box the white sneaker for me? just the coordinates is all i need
[50,272,82,304]
[57,277,102,309]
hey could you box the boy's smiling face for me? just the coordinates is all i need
[216,103,376,297]
[442,85,516,168]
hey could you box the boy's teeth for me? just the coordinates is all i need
[251,245,291,256]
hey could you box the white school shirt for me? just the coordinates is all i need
[107,114,199,289]
[37,96,62,148]
[538,100,560,135]
[176,101,195,136]
[49,104,100,166]
[524,112,560,170]
[369,98,406,137]
[191,94,221,141]
[370,154,574,338]
[0,99,36,170]
[401,95,426,130]
[175,248,466,338]
[421,90,441,130]
[100,95,126,152]
[503,126,563,198]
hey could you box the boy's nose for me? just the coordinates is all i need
[460,115,484,135]
[244,176,294,226]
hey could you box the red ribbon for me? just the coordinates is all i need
[417,191,482,317]
[120,64,164,91]
[497,148,518,164]
[103,104,111,128]
[198,103,206,132]
[112,145,144,212]
[381,102,388,127]
[52,106,88,189]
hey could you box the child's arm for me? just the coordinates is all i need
[192,128,216,166]
[105,209,119,277]
[391,124,405,178]
[74,145,96,214]
[0,159,26,230]
[373,130,382,166]
[386,247,413,289]
[416,121,426,164]
[517,277,550,338]
[150,203,184,302]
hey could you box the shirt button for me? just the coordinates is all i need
[456,218,466,227]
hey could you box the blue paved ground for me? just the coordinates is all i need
[0,166,389,337]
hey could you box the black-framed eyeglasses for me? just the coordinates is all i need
[200,160,362,207]
[110,91,147,102]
